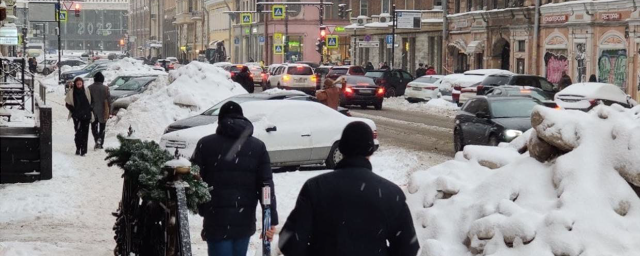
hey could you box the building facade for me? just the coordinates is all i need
[205,0,233,61]
[444,0,639,100]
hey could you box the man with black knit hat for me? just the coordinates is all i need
[279,121,419,256]
[88,71,110,149]
[191,101,278,256]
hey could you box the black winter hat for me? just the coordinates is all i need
[339,121,375,157]
[218,101,243,121]
[94,72,105,83]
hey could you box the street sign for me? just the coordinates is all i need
[364,35,372,42]
[274,44,284,54]
[397,12,421,29]
[252,27,258,33]
[326,36,339,49]
[62,1,74,11]
[234,37,240,45]
[274,33,283,44]
[244,28,250,34]
[358,41,379,48]
[241,13,252,25]
[334,26,345,32]
[272,5,285,19]
[56,10,68,22]
[259,36,265,44]
[386,35,394,44]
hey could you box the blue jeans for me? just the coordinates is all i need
[207,237,251,256]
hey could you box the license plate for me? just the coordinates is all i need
[359,89,374,95]
[413,87,422,91]
[294,78,307,83]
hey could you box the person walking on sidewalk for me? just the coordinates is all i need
[191,101,279,256]
[279,121,420,256]
[65,77,93,156]
[415,63,426,77]
[88,72,111,149]
[316,78,342,110]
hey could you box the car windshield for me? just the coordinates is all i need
[287,66,313,75]
[504,88,552,102]
[365,71,384,78]
[483,76,511,86]
[201,97,261,116]
[490,99,538,118]
[346,76,376,86]
[82,64,97,71]
[109,77,129,87]
[115,78,154,91]
[414,77,440,83]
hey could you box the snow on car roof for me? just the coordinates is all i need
[557,83,628,102]
[463,69,514,76]
[441,73,485,87]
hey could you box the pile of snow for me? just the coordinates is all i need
[385,97,460,117]
[107,61,246,140]
[407,105,640,255]
[262,88,306,95]
[99,58,165,83]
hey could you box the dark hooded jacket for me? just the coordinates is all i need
[191,114,278,240]
[279,157,419,256]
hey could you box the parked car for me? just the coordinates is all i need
[160,100,379,168]
[485,86,559,108]
[454,96,540,152]
[110,77,158,114]
[336,75,384,110]
[60,61,111,86]
[109,75,160,89]
[554,82,637,111]
[365,69,414,97]
[80,53,90,62]
[267,64,317,94]
[37,59,57,75]
[405,75,445,102]
[163,91,351,134]
[326,66,366,81]
[451,69,514,105]
[57,59,87,68]
[477,74,557,97]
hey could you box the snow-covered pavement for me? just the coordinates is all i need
[0,86,450,255]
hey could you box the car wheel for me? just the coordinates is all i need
[488,134,500,147]
[374,101,383,110]
[385,87,397,98]
[454,128,465,152]
[43,68,50,75]
[326,141,342,169]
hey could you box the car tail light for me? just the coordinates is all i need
[589,99,598,106]
[376,87,385,95]
[261,73,267,79]
[520,89,531,93]
[230,72,235,78]
[250,73,254,78]
[477,84,484,93]
[453,85,462,91]
[310,75,317,82]
[407,84,412,88]
[169,64,174,69]
[283,74,291,82]
[345,87,354,94]
[425,86,438,90]
[373,130,378,139]
[555,105,562,110]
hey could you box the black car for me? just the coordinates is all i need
[478,74,557,97]
[365,69,414,97]
[454,96,540,152]
[326,66,366,81]
[109,75,159,88]
[164,91,351,134]
[60,61,110,85]
[336,75,384,110]
[485,86,559,108]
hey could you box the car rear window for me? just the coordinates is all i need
[349,67,366,75]
[483,76,510,86]
[346,76,376,86]
[365,71,384,78]
[504,88,552,102]
[490,99,538,118]
[228,66,242,72]
[328,68,348,76]
[287,66,313,75]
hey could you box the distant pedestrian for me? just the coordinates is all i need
[192,101,279,256]
[415,63,426,77]
[65,77,93,156]
[316,78,342,110]
[559,71,573,90]
[235,66,254,93]
[88,72,111,149]
[425,65,437,75]
[279,121,420,256]
[28,57,37,73]
[381,62,390,70]
[365,62,374,72]
[588,74,597,82]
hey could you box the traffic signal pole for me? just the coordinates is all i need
[57,0,61,83]
[391,4,396,69]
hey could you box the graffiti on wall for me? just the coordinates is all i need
[544,50,569,84]
[575,43,587,83]
[598,49,627,90]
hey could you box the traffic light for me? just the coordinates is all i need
[319,26,327,41]
[75,3,81,17]
[315,38,324,54]
[338,4,346,19]
[119,39,125,47]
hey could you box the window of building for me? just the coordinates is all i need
[434,0,442,7]
[455,0,461,13]
[493,0,498,9]
[517,40,525,52]
[360,0,368,16]
[467,0,473,11]
[382,0,390,13]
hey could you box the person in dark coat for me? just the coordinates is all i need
[365,62,375,72]
[380,62,390,70]
[588,74,597,82]
[28,57,37,73]
[88,72,111,149]
[234,66,254,93]
[558,71,573,90]
[192,101,278,256]
[279,121,420,256]
[415,63,426,78]
[65,77,93,156]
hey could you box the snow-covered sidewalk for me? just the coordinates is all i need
[0,88,449,255]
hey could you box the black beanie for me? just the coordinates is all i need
[218,101,243,121]
[339,121,375,157]
[94,72,105,83]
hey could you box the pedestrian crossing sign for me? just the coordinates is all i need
[241,13,252,25]
[56,10,68,22]
[274,44,284,55]
[274,33,283,44]
[272,5,285,19]
[326,35,339,49]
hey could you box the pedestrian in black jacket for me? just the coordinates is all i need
[235,66,254,93]
[558,71,573,90]
[192,101,278,256]
[279,121,420,256]
[65,77,93,156]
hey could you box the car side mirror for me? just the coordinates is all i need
[266,126,277,133]
[476,112,489,119]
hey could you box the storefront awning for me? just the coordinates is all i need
[466,40,484,54]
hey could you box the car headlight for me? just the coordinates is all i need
[504,129,523,140]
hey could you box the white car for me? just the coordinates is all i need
[554,82,637,111]
[246,64,264,84]
[405,75,445,102]
[160,100,379,168]
[37,59,57,75]
[267,64,317,94]
[454,69,514,104]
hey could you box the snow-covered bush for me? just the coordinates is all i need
[408,105,640,255]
